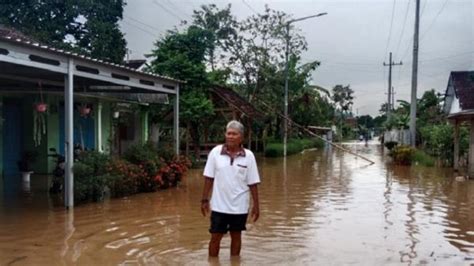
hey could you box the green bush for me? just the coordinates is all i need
[264,138,324,157]
[419,124,468,166]
[389,145,435,167]
[76,150,110,176]
[390,145,415,165]
[412,150,435,167]
[73,162,112,203]
[69,144,192,205]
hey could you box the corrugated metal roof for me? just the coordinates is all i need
[0,26,185,84]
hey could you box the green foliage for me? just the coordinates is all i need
[264,138,324,157]
[71,146,191,204]
[73,151,113,203]
[412,150,435,167]
[419,123,468,166]
[389,145,435,167]
[180,91,214,122]
[0,0,127,63]
[356,115,375,129]
[73,163,112,203]
[389,145,415,165]
[76,150,110,175]
[148,25,215,152]
[149,26,210,90]
[332,85,354,114]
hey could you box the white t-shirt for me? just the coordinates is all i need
[203,144,260,214]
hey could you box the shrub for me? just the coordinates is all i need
[73,162,112,203]
[76,150,110,175]
[390,145,415,165]
[389,145,436,167]
[412,150,435,167]
[419,123,469,166]
[106,159,144,196]
[156,155,191,188]
[73,152,112,203]
[264,138,324,157]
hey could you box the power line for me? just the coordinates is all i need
[164,0,192,18]
[400,0,429,61]
[122,20,158,38]
[384,0,397,60]
[242,0,258,14]
[419,0,450,41]
[124,15,165,34]
[394,0,411,58]
[152,0,185,21]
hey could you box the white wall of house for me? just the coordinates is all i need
[450,97,461,114]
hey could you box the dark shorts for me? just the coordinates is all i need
[209,211,248,234]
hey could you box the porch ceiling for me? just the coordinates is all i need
[0,36,183,95]
[0,61,163,94]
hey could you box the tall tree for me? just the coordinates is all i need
[148,26,214,157]
[332,85,354,114]
[0,0,127,63]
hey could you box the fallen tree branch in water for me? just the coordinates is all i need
[256,99,376,165]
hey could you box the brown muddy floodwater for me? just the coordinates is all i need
[1,141,474,265]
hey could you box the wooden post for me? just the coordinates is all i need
[453,120,459,171]
[469,120,474,177]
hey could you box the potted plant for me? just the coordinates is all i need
[78,103,92,117]
[35,102,48,113]
[17,150,38,182]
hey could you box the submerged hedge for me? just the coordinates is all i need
[264,138,324,157]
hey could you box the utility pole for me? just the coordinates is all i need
[283,12,327,157]
[409,0,421,147]
[392,86,395,110]
[383,52,402,120]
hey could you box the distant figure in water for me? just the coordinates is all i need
[200,120,261,257]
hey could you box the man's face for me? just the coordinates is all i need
[225,128,242,147]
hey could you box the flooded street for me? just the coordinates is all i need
[1,142,474,265]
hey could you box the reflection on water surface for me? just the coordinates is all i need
[1,142,473,265]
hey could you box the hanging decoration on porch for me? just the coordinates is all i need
[78,103,92,117]
[33,81,47,146]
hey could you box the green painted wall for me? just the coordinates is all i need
[141,110,149,144]
[21,96,50,174]
[1,96,148,176]
[95,101,112,153]
[46,96,60,173]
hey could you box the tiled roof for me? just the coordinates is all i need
[0,25,35,41]
[451,71,474,110]
[212,87,264,120]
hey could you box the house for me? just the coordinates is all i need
[0,28,183,207]
[443,71,474,176]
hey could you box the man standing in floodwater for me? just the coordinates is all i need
[200,120,260,257]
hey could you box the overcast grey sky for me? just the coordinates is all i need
[120,0,473,116]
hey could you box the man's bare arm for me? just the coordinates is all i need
[201,177,214,216]
[249,184,260,222]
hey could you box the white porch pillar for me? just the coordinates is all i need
[453,120,459,171]
[64,58,74,208]
[174,84,180,155]
[469,119,474,177]
[97,102,103,152]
